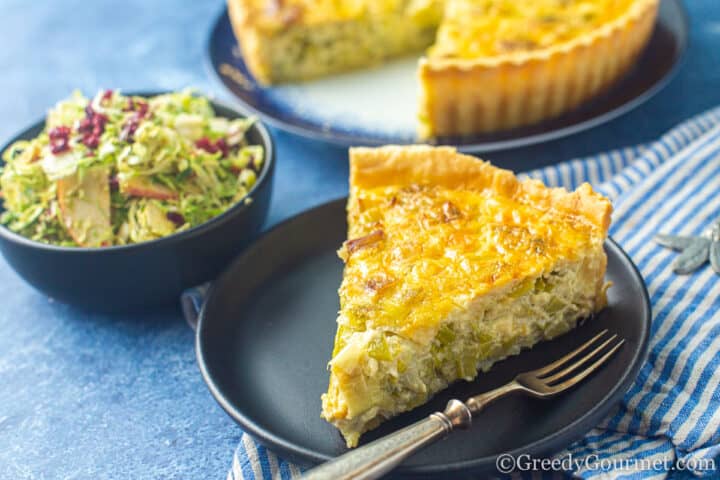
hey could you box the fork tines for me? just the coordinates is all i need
[531,329,625,391]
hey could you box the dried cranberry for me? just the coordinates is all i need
[166,212,185,227]
[195,137,230,158]
[101,89,113,104]
[48,125,71,140]
[50,142,69,154]
[49,139,70,155]
[195,137,217,154]
[136,101,149,118]
[120,99,149,143]
[48,126,71,154]
[215,138,229,158]
[124,98,149,117]
[120,121,137,142]
[78,106,108,149]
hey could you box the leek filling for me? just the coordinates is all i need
[263,20,439,82]
[324,260,601,447]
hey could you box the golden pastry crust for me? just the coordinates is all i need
[227,0,272,83]
[418,0,659,137]
[350,145,612,234]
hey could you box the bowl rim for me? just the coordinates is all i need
[0,90,275,254]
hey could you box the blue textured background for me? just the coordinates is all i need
[0,1,718,478]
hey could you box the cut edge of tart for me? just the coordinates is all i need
[227,0,442,85]
[321,145,612,447]
[417,0,659,137]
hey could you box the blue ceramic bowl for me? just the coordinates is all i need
[0,93,275,312]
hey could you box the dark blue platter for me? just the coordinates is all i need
[206,0,687,153]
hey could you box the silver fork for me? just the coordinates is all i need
[303,329,624,480]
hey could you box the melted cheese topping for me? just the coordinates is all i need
[250,0,442,28]
[252,0,637,56]
[431,0,637,58]
[337,183,603,346]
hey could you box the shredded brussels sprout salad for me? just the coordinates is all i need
[0,89,264,247]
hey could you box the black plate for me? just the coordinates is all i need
[206,0,687,153]
[193,199,651,476]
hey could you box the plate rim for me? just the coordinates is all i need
[204,0,688,153]
[196,198,652,474]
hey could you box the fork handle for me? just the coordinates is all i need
[303,400,472,480]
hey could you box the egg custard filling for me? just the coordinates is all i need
[321,146,612,447]
[429,0,642,59]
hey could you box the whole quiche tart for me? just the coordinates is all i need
[321,145,612,447]
[227,0,658,138]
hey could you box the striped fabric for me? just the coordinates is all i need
[228,106,720,480]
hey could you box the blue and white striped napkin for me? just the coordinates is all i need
[227,107,720,480]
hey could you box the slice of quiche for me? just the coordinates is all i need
[321,146,612,447]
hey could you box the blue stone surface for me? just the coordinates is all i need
[0,0,718,478]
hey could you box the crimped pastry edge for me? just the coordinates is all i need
[349,145,612,235]
[418,0,659,137]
